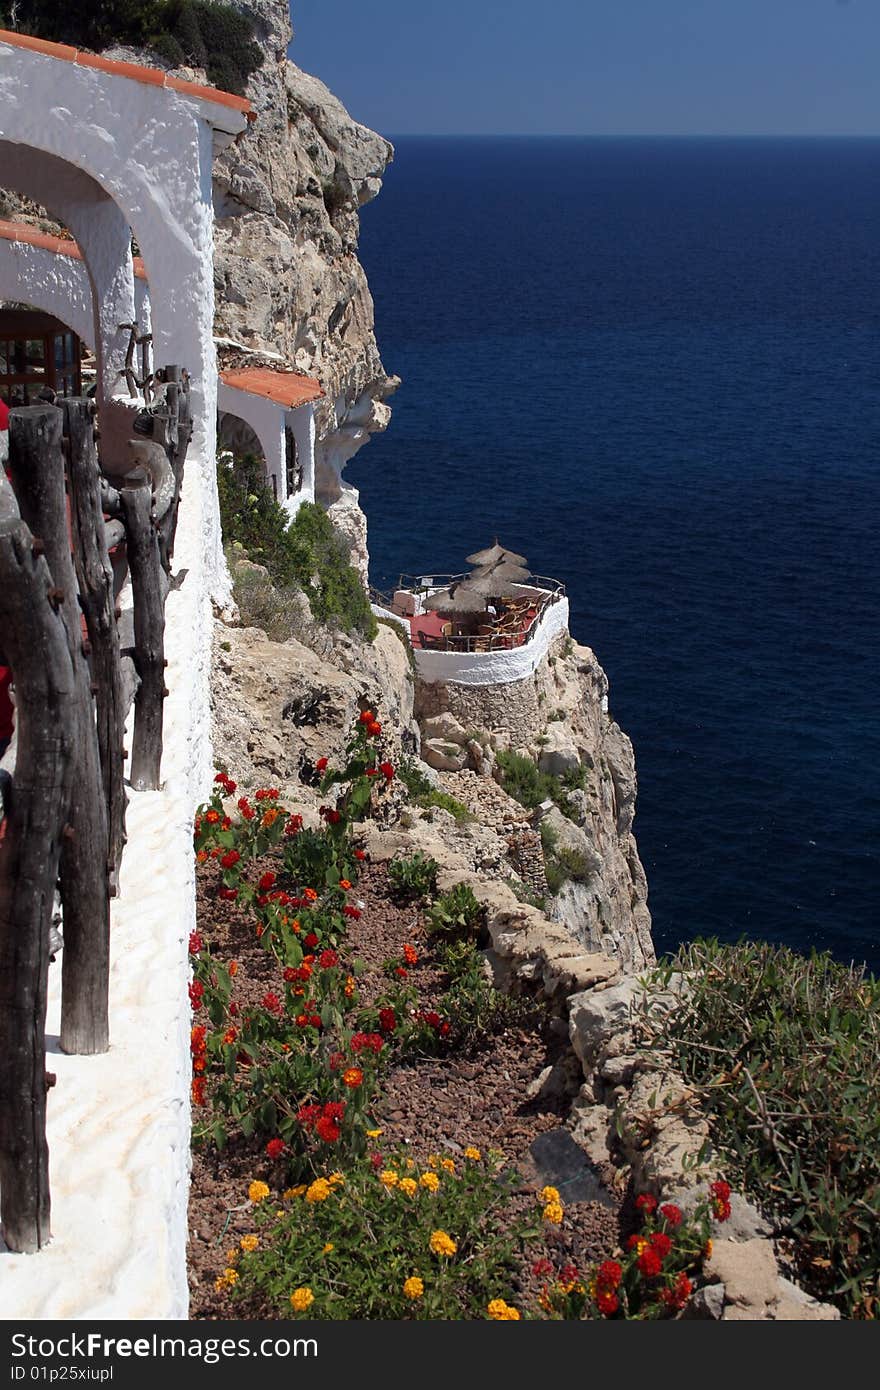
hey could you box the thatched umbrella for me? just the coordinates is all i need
[465,540,527,568]
[423,584,488,614]
[466,559,532,588]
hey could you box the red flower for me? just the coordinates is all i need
[370,1152,384,1170]
[532,1259,553,1277]
[338,879,351,891]
[319,949,339,969]
[328,1051,345,1071]
[660,1203,683,1228]
[378,1008,397,1034]
[351,1032,384,1055]
[266,1138,285,1159]
[225,780,237,795]
[240,803,255,821]
[354,849,366,860]
[297,1103,322,1129]
[214,773,228,785]
[255,788,279,801]
[439,1021,450,1037]
[650,1232,672,1259]
[220,850,240,869]
[315,757,329,772]
[283,967,297,983]
[343,905,361,919]
[365,767,378,778]
[661,1272,693,1310]
[228,1001,239,1016]
[379,761,395,781]
[191,1077,207,1106]
[221,817,232,831]
[262,992,282,1014]
[596,1290,619,1317]
[304,932,319,950]
[218,887,238,901]
[710,1180,732,1222]
[560,1263,579,1284]
[188,932,202,955]
[394,967,408,980]
[309,1013,321,1028]
[637,1248,663,1279]
[597,1260,622,1290]
[285,814,303,836]
[323,1102,345,1123]
[258,872,276,892]
[315,1116,341,1144]
[359,710,375,725]
[190,1025,207,1055]
[188,981,204,1008]
[635,1193,658,1214]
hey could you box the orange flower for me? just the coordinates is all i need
[229,961,239,977]
[196,850,208,863]
[205,809,220,824]
[342,1067,363,1088]
[262,808,280,828]
[304,888,318,903]
[191,1077,207,1105]
[403,944,419,965]
[339,879,352,891]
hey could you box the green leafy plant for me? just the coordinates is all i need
[437,940,536,1047]
[225,1148,539,1319]
[426,882,484,938]
[397,757,472,822]
[636,939,880,1316]
[388,851,439,900]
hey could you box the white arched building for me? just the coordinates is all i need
[0,29,257,1318]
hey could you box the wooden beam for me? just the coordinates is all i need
[121,486,165,791]
[0,468,75,1252]
[9,406,111,1056]
[63,399,128,899]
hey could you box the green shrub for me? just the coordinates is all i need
[496,749,582,818]
[388,852,439,900]
[2,1,262,95]
[218,457,375,640]
[426,883,483,938]
[438,940,538,1047]
[637,940,880,1316]
[397,758,472,823]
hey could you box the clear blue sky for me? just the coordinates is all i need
[288,0,880,137]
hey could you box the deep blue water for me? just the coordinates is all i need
[351,137,880,972]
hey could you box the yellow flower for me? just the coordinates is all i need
[487,1298,520,1320]
[540,1186,560,1204]
[248,1181,270,1203]
[323,1243,334,1254]
[290,1287,314,1312]
[225,1249,238,1264]
[379,1170,399,1188]
[704,1239,713,1259]
[429,1230,457,1257]
[328,1172,345,1187]
[542,1201,564,1225]
[284,1185,308,1200]
[420,1172,440,1192]
[403,1276,425,1300]
[239,1235,259,1253]
[440,1158,456,1174]
[306,1178,332,1203]
[399,1177,418,1197]
[427,1155,440,1168]
[366,1128,383,1139]
[464,1146,482,1162]
[214,1267,238,1292]
[631,1236,648,1256]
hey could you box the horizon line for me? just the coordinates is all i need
[380,131,880,141]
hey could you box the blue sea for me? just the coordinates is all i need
[351,137,880,972]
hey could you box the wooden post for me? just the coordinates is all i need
[0,469,75,1252]
[9,406,111,1056]
[121,485,165,791]
[63,399,128,896]
[157,366,192,570]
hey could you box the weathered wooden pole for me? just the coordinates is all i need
[63,399,128,895]
[9,406,111,1055]
[157,366,191,570]
[0,468,76,1252]
[120,485,165,790]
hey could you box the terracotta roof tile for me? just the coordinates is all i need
[220,368,324,410]
[0,28,255,121]
[0,218,148,279]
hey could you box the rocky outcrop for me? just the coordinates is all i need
[415,637,654,972]
[212,1,398,542]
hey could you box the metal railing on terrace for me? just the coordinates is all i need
[376,574,566,654]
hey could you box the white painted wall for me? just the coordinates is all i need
[413,596,570,686]
[0,238,95,348]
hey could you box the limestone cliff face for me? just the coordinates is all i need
[413,637,654,973]
[212,1,397,557]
